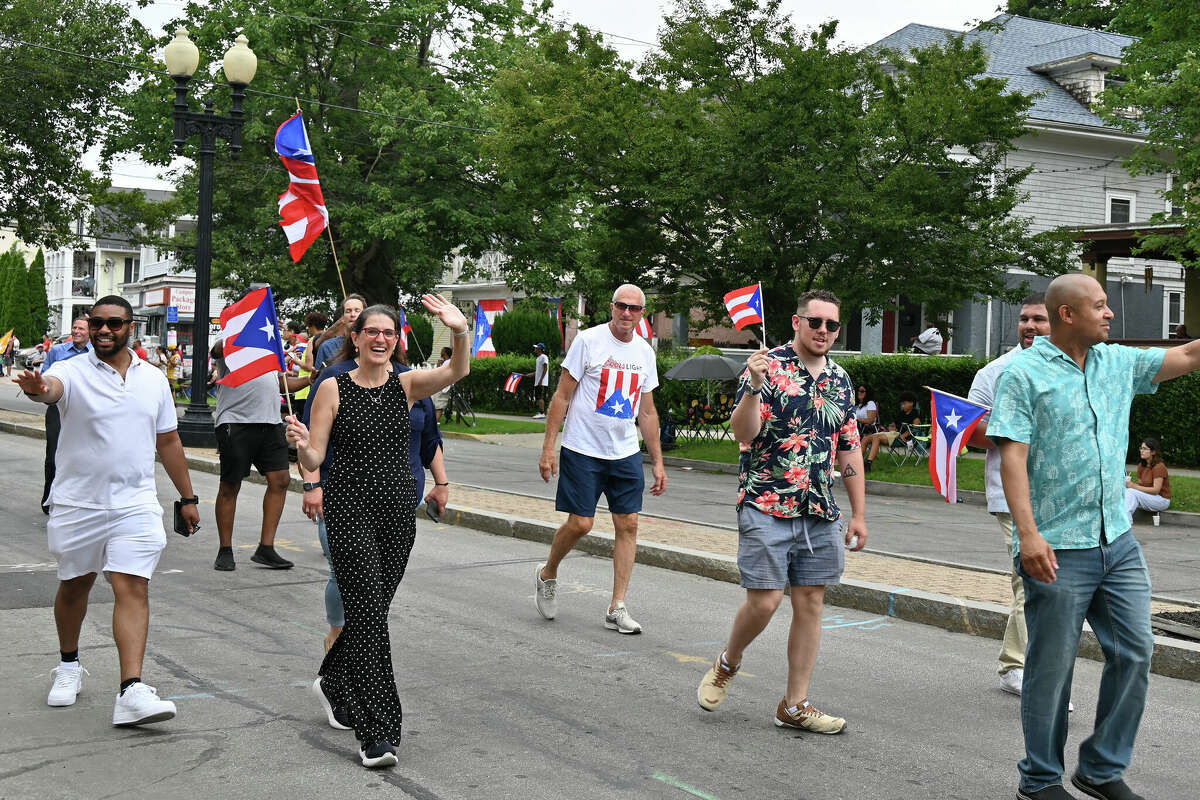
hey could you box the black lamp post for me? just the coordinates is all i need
[163,28,257,446]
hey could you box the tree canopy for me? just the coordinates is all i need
[0,0,152,248]
[486,0,1074,341]
[1004,1,1133,33]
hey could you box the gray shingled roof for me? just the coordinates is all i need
[868,14,1138,130]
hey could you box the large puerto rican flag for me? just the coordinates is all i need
[275,112,329,262]
[471,299,506,358]
[723,283,764,330]
[217,287,287,387]
[928,388,989,504]
[595,360,641,419]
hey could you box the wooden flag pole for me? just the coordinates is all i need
[295,97,347,301]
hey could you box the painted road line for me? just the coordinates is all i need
[652,772,722,800]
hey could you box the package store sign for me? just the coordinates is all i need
[143,289,165,307]
[172,288,196,314]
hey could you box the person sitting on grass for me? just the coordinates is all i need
[860,390,921,472]
[1125,437,1171,523]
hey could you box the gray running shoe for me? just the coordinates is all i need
[534,563,557,620]
[604,602,642,634]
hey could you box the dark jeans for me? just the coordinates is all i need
[42,405,60,512]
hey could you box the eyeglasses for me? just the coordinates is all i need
[361,327,398,341]
[857,387,867,393]
[88,317,131,332]
[799,316,841,333]
[612,301,645,313]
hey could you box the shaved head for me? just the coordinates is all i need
[1045,273,1102,327]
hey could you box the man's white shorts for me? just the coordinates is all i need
[47,504,166,580]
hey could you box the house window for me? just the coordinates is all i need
[1107,193,1134,224]
[123,257,140,284]
[1167,175,1184,218]
[1165,290,1184,337]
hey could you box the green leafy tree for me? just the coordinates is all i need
[2,249,35,343]
[107,0,551,309]
[490,304,563,357]
[1098,0,1200,331]
[486,0,1074,342]
[0,0,152,247]
[1004,1,1135,33]
[404,313,434,363]
[0,250,15,334]
[26,248,49,338]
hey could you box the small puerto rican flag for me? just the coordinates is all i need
[635,317,653,339]
[504,372,523,393]
[928,388,989,504]
[595,361,641,420]
[723,283,764,331]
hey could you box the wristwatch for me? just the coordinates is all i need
[303,481,323,491]
[179,496,199,505]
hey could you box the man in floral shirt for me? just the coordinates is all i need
[696,289,868,734]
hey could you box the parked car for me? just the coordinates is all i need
[17,345,46,370]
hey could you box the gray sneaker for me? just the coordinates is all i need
[604,602,642,634]
[534,563,557,620]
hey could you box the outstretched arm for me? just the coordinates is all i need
[1155,338,1200,382]
[402,295,471,402]
[16,370,64,404]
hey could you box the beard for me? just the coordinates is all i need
[91,328,131,357]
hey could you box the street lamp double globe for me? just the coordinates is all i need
[162,28,257,446]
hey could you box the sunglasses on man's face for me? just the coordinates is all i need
[613,301,644,313]
[88,317,131,332]
[799,315,841,333]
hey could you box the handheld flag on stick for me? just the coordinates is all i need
[724,283,766,346]
[504,372,523,393]
[398,308,413,352]
[217,287,287,389]
[274,113,329,264]
[635,318,653,339]
[927,388,989,504]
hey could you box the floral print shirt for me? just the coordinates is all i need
[736,345,860,520]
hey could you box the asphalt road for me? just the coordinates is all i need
[2,433,1199,799]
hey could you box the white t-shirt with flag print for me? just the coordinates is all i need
[561,324,659,460]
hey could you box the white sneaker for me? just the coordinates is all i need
[112,682,177,726]
[47,661,86,707]
[999,668,1023,696]
[534,563,557,620]
[532,413,546,420]
[604,602,642,634]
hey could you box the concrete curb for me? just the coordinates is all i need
[437,504,1200,683]
[4,420,1199,679]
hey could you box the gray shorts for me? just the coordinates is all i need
[736,505,845,589]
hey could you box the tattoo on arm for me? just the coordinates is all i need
[842,464,858,479]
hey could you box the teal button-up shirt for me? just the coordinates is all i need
[988,336,1164,551]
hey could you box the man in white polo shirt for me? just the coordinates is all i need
[534,284,667,633]
[17,295,199,727]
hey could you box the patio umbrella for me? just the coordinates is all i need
[664,354,747,381]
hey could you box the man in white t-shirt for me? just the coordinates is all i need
[911,324,945,355]
[525,342,550,419]
[967,294,1051,698]
[533,284,668,634]
[17,296,199,728]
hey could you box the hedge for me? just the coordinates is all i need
[458,349,1200,467]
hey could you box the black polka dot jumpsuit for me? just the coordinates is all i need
[320,371,417,745]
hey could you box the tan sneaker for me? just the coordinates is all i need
[697,654,739,711]
[774,698,845,734]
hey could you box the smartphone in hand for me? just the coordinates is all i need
[425,498,441,524]
[173,501,199,537]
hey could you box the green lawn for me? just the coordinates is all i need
[440,417,546,435]
[664,439,1200,513]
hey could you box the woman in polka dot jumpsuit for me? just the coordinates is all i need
[287,297,471,768]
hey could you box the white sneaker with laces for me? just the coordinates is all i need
[604,602,642,634]
[112,682,177,726]
[47,661,87,707]
[534,563,557,620]
[999,668,1023,696]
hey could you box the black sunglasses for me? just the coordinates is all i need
[799,315,841,333]
[613,301,645,313]
[88,317,131,332]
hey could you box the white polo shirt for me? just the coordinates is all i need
[44,348,177,509]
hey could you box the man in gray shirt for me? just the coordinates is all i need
[211,339,313,571]
[967,294,1050,696]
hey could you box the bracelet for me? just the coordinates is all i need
[179,496,199,505]
[434,482,450,486]
[302,481,323,491]
[452,330,470,338]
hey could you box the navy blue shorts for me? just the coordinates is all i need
[555,447,645,517]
